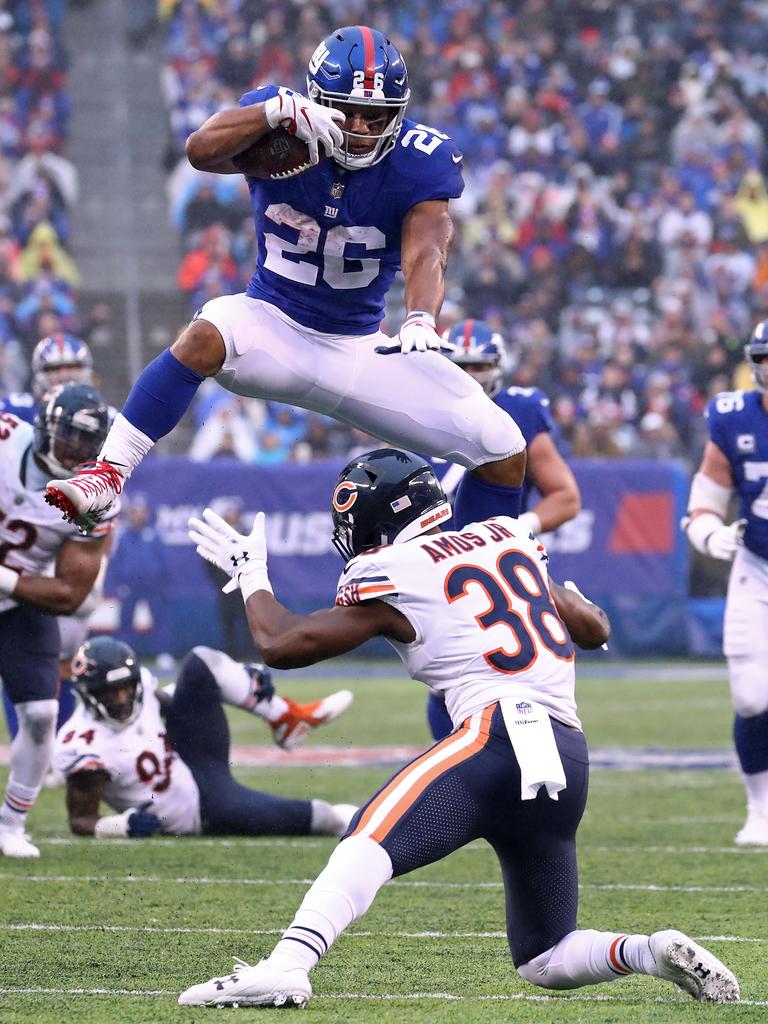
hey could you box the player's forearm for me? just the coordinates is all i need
[69,814,99,837]
[186,105,270,169]
[402,246,447,319]
[5,573,88,615]
[529,486,582,533]
[550,581,611,650]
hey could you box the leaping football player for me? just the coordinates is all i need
[45,26,526,537]
[54,638,355,840]
[683,319,768,845]
[0,383,114,857]
[177,449,739,1008]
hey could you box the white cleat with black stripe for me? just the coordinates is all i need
[649,930,740,1003]
[178,958,312,1008]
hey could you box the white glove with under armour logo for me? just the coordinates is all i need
[263,88,344,165]
[396,311,450,354]
[188,508,273,600]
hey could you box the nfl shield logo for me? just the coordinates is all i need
[515,701,532,715]
[330,181,345,199]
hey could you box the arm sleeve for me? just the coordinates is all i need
[239,85,279,108]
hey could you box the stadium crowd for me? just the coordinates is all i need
[157,0,768,464]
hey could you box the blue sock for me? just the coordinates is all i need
[453,472,524,530]
[427,691,453,741]
[734,711,768,775]
[122,349,205,442]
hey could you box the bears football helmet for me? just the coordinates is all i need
[71,637,143,729]
[745,319,768,394]
[331,448,451,561]
[31,333,94,400]
[306,25,410,170]
[33,382,110,479]
[446,319,506,398]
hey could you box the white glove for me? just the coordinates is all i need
[263,88,344,165]
[188,508,273,600]
[563,579,608,651]
[706,518,747,561]
[396,311,449,354]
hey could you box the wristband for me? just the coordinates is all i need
[682,512,721,556]
[517,511,542,537]
[239,566,274,602]
[404,311,436,328]
[94,807,134,838]
[0,565,19,597]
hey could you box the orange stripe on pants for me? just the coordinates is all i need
[352,704,495,844]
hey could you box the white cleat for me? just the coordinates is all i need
[0,825,40,858]
[272,689,354,751]
[44,460,125,534]
[649,929,740,1003]
[178,957,311,1008]
[734,810,768,846]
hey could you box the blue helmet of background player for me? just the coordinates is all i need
[71,636,143,729]
[746,319,768,394]
[33,381,110,479]
[445,319,506,398]
[331,448,451,561]
[306,25,410,170]
[31,333,94,400]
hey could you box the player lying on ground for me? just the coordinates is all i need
[53,637,355,839]
[178,449,739,1007]
[683,317,768,846]
[44,26,527,541]
[0,383,114,859]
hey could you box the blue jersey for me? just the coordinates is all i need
[0,391,35,424]
[431,385,554,513]
[707,390,768,560]
[239,86,464,335]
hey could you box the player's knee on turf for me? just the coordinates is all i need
[729,656,768,717]
[15,699,58,745]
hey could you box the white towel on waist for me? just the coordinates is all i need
[500,698,566,801]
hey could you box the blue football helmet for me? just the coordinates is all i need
[331,448,451,561]
[31,333,94,400]
[306,25,410,170]
[71,636,143,729]
[33,382,110,479]
[746,319,768,394]
[445,319,506,398]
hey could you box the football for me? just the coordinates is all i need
[232,129,317,180]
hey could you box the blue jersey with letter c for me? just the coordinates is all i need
[238,86,464,336]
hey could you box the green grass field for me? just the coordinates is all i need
[2,661,766,1022]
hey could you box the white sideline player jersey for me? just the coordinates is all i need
[53,669,202,835]
[335,515,580,730]
[0,415,117,614]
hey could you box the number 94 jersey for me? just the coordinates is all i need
[335,516,579,730]
[52,670,202,835]
[707,390,768,560]
[240,85,464,337]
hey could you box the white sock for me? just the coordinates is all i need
[99,413,155,476]
[189,646,288,719]
[743,768,768,816]
[267,836,393,972]
[518,929,657,990]
[0,699,58,830]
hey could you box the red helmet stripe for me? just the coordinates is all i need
[463,319,474,353]
[357,25,376,89]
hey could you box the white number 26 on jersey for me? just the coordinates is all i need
[264,203,385,290]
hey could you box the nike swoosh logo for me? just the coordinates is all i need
[452,153,463,163]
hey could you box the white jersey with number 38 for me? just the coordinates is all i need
[335,516,579,730]
[53,670,201,835]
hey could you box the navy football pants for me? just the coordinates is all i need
[165,652,312,836]
[347,702,589,966]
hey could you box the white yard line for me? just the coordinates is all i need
[1,923,764,943]
[4,874,768,893]
[0,986,764,1006]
